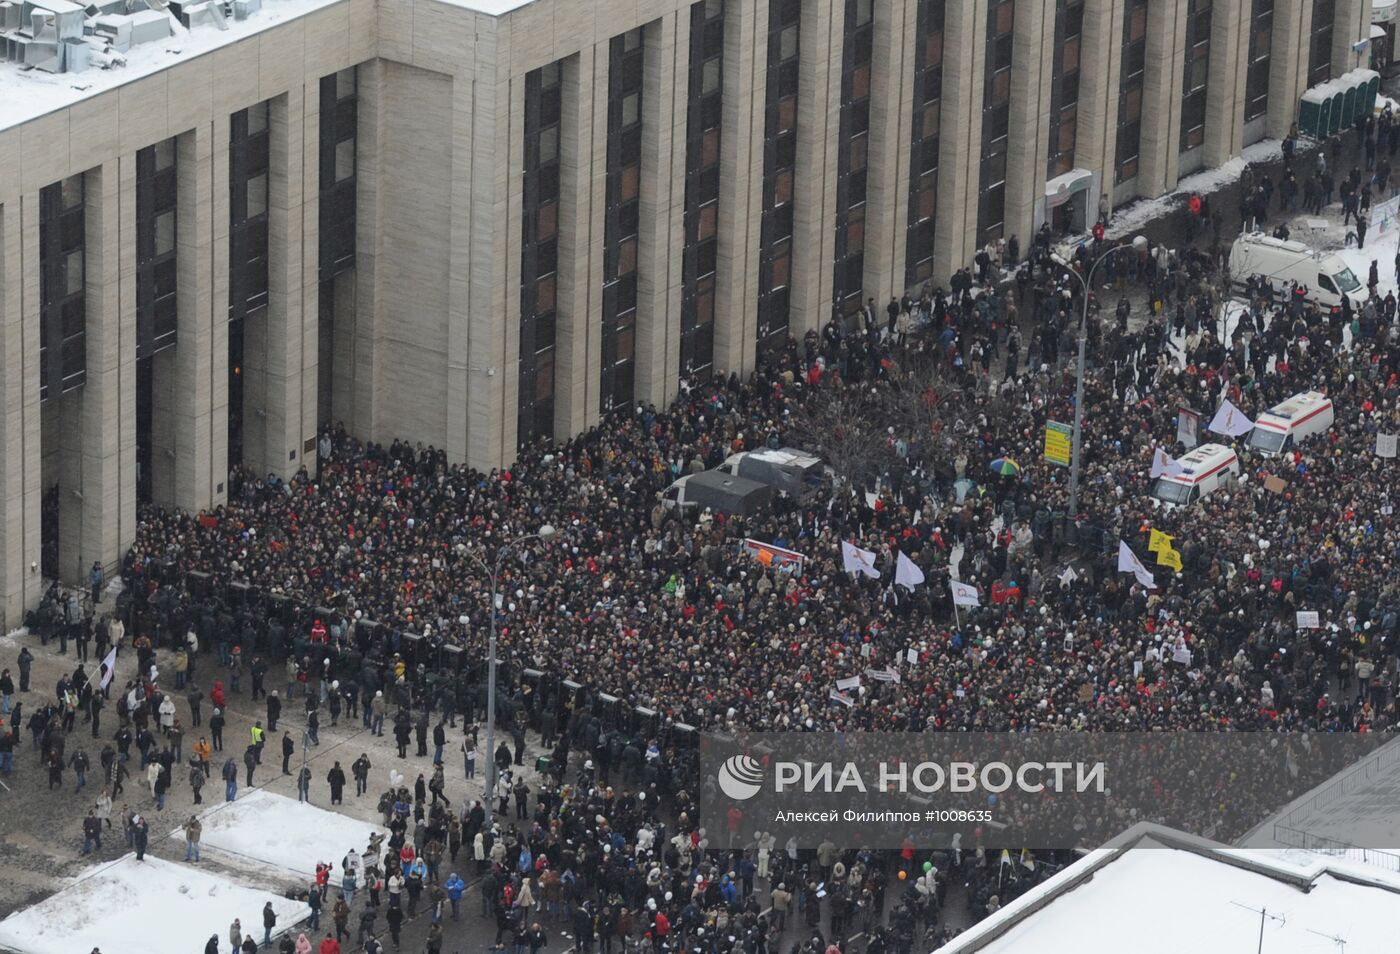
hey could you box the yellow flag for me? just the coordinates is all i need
[1020,848,1035,870]
[1157,545,1183,572]
[1148,529,1174,554]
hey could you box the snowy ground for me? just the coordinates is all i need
[176,789,390,886]
[1104,139,1286,242]
[0,854,308,954]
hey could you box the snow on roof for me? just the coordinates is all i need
[0,0,344,134]
[940,826,1400,954]
[432,0,536,12]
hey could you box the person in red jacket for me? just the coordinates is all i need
[210,680,226,709]
[310,620,328,645]
[317,933,341,954]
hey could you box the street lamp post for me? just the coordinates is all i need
[465,526,555,807]
[1052,235,1148,517]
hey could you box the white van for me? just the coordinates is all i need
[1228,232,1365,311]
[1246,390,1334,456]
[1151,443,1241,507]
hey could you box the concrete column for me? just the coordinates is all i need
[864,0,915,302]
[0,198,44,629]
[1137,1,1186,197]
[1268,0,1313,138]
[1076,0,1123,217]
[1204,0,1250,168]
[211,103,233,500]
[463,43,513,471]
[713,0,766,377]
[77,160,133,578]
[555,51,596,438]
[636,11,686,410]
[1005,0,1053,255]
[116,154,140,544]
[162,125,223,512]
[297,85,322,477]
[1334,0,1369,75]
[790,0,842,336]
[346,59,384,437]
[502,76,526,457]
[933,0,984,280]
[253,89,314,480]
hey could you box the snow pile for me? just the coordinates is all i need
[1106,139,1285,242]
[0,855,307,954]
[179,789,389,884]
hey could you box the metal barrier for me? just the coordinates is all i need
[1270,824,1400,873]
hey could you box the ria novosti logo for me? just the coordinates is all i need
[717,754,765,800]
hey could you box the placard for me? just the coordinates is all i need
[1264,475,1287,494]
[1044,421,1072,467]
[1177,407,1201,450]
[1296,611,1321,629]
[1377,433,1398,459]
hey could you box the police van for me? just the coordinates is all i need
[1151,443,1241,507]
[1246,390,1334,456]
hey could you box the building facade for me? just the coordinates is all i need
[0,0,1374,624]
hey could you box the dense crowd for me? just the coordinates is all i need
[9,126,1400,951]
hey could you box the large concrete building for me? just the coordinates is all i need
[0,0,1374,624]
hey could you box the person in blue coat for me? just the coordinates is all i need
[445,872,466,921]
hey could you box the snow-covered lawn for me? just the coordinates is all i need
[0,854,308,954]
[175,789,389,886]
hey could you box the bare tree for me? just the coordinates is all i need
[786,380,892,496]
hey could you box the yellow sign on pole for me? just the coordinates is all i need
[1044,421,1072,467]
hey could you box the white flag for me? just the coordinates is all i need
[1150,447,1185,479]
[895,551,925,591]
[1116,541,1158,589]
[828,689,855,708]
[99,647,118,690]
[841,541,881,579]
[835,676,862,691]
[1208,399,1254,437]
[949,579,981,607]
[1058,566,1078,586]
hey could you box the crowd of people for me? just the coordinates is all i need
[7,123,1400,953]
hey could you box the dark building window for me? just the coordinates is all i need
[136,138,178,361]
[1046,0,1084,178]
[229,101,271,469]
[1116,0,1148,183]
[1245,0,1273,122]
[319,67,357,281]
[38,174,86,399]
[1308,0,1335,87]
[600,28,644,416]
[519,60,562,447]
[976,0,1014,247]
[832,0,873,317]
[680,0,723,379]
[905,0,944,287]
[1180,0,1212,152]
[757,0,801,356]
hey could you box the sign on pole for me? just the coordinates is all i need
[1377,433,1398,459]
[1044,421,1072,467]
[1296,611,1320,629]
[1177,407,1201,449]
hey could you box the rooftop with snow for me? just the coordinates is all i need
[0,0,536,134]
[940,825,1400,954]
